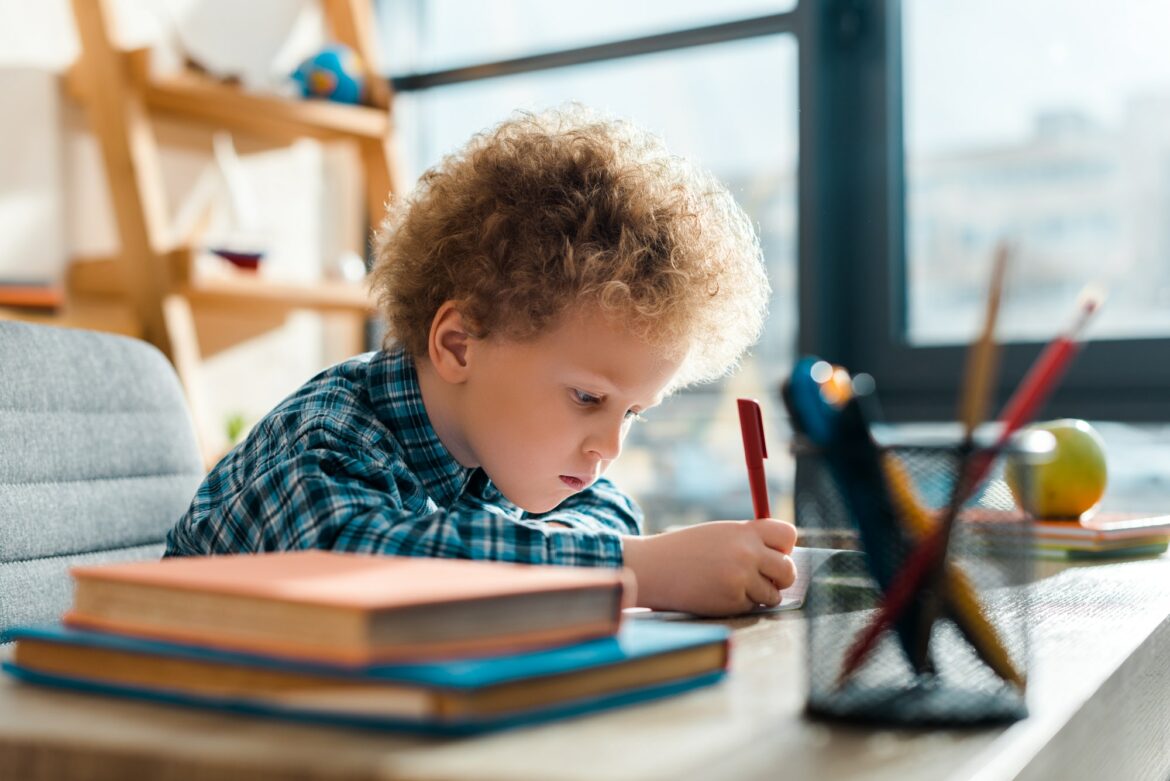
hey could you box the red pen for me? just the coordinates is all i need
[737,398,771,518]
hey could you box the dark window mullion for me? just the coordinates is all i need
[389,12,799,92]
[798,0,897,373]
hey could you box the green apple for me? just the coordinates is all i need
[1005,419,1108,520]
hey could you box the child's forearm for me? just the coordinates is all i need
[620,534,673,610]
[621,532,734,613]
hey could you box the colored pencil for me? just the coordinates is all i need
[837,281,1101,687]
[909,243,1009,669]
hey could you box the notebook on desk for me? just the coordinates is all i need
[1033,511,1170,559]
[1036,511,1170,537]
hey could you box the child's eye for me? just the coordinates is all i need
[571,389,602,406]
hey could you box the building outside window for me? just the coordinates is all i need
[904,0,1170,347]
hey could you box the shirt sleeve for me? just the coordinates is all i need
[178,433,630,568]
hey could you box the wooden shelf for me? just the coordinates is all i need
[68,250,192,298]
[180,274,374,316]
[68,252,372,317]
[127,51,391,144]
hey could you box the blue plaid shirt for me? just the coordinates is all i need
[165,345,640,566]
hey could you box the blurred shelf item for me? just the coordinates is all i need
[0,284,66,312]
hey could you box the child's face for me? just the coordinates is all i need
[459,307,684,514]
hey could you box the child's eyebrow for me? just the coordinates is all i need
[567,370,618,393]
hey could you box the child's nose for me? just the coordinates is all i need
[585,419,624,462]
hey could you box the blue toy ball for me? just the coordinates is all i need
[292,44,366,105]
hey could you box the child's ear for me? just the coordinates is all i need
[428,301,473,383]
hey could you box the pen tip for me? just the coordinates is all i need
[1065,284,1106,339]
[1077,284,1106,314]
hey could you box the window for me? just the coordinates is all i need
[810,0,1170,422]
[905,0,1170,346]
[375,0,1170,535]
[379,3,799,528]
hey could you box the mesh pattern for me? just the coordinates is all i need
[796,442,1033,726]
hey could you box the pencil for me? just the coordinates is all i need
[782,360,926,673]
[992,285,1104,447]
[828,393,927,674]
[910,243,1009,669]
[959,243,1009,435]
[838,282,1102,687]
[883,454,1024,689]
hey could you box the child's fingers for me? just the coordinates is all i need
[754,518,797,554]
[746,573,782,607]
[759,548,797,590]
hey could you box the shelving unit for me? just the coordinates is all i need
[0,0,403,466]
[133,55,392,142]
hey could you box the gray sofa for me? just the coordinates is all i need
[0,322,205,633]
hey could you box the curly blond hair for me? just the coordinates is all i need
[370,105,768,388]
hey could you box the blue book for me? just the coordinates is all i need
[1,621,729,735]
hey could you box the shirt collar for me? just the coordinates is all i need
[367,344,473,506]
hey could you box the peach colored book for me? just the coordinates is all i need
[63,551,630,665]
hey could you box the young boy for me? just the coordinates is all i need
[166,106,797,617]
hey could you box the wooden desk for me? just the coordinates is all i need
[2,557,1170,781]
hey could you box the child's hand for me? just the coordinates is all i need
[621,519,797,617]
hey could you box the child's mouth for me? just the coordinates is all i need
[559,475,585,490]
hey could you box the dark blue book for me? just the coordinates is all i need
[1,621,729,735]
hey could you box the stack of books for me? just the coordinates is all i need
[1034,512,1170,560]
[1,551,730,734]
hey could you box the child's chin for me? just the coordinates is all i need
[514,493,564,515]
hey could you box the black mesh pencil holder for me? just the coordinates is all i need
[797,438,1042,726]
